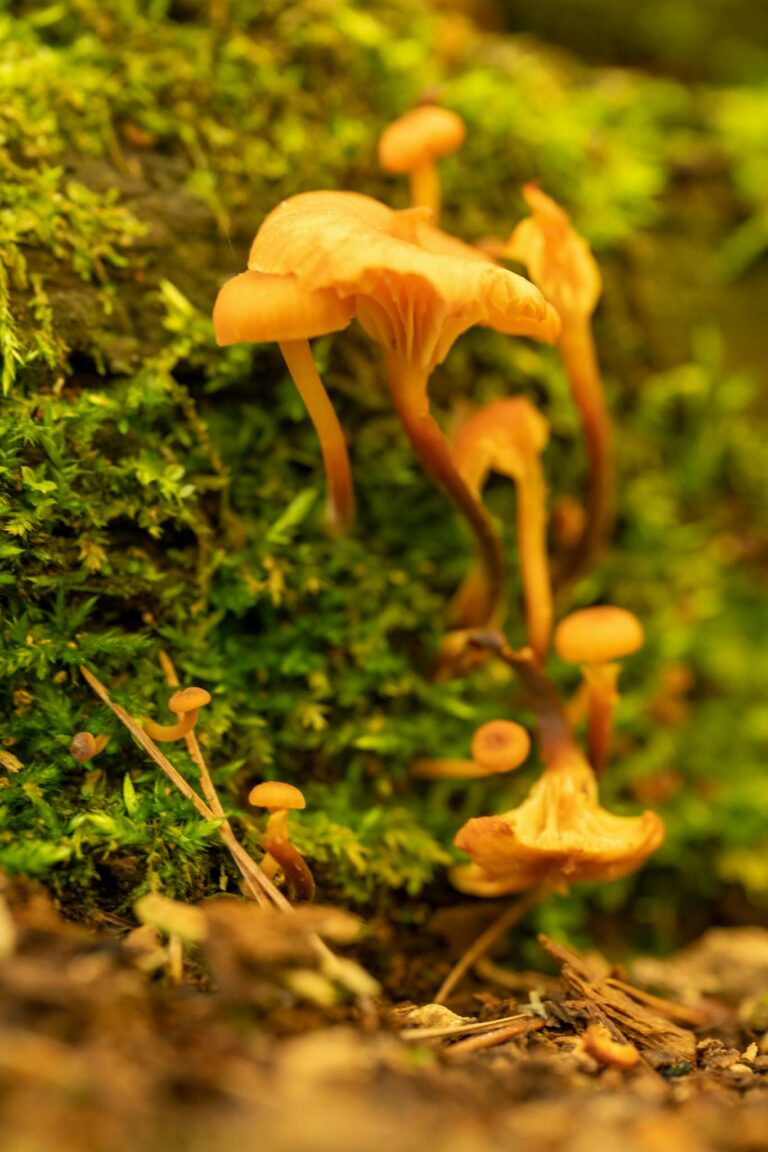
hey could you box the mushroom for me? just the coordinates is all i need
[248,781,315,902]
[143,686,212,743]
[451,741,664,897]
[554,606,645,775]
[411,718,530,780]
[229,189,560,631]
[378,105,466,222]
[213,270,356,532]
[70,731,110,763]
[453,396,552,661]
[496,185,611,589]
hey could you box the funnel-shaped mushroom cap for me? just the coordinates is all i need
[502,184,601,323]
[471,719,530,774]
[213,270,354,346]
[378,106,466,173]
[248,191,560,373]
[555,606,644,665]
[452,752,664,896]
[453,396,549,494]
[248,781,306,811]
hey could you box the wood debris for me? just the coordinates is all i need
[539,935,698,1063]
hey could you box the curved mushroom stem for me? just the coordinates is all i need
[409,160,441,220]
[411,757,494,780]
[468,632,578,770]
[143,710,198,743]
[385,354,505,630]
[554,320,614,592]
[582,662,621,776]
[263,839,316,903]
[279,339,355,533]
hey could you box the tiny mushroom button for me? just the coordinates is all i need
[554,606,645,774]
[378,105,466,220]
[248,781,315,902]
[143,686,212,743]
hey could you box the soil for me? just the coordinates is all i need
[3,875,767,1152]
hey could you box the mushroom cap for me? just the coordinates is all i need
[168,686,212,714]
[378,106,466,173]
[248,191,560,372]
[248,781,306,811]
[503,184,602,323]
[452,752,664,896]
[554,606,644,665]
[70,732,97,763]
[453,396,549,493]
[213,270,354,347]
[471,719,531,774]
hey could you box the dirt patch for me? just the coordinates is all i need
[2,876,767,1152]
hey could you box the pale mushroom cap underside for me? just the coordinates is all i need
[452,755,664,896]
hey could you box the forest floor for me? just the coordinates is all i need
[3,875,768,1152]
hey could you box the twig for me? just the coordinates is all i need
[442,1016,546,1060]
[434,886,546,1004]
[158,651,267,907]
[399,1012,528,1042]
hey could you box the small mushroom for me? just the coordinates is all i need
[70,731,110,763]
[453,396,551,660]
[378,105,466,221]
[248,781,315,902]
[213,270,356,532]
[411,718,530,780]
[471,719,531,774]
[451,742,664,897]
[498,185,610,588]
[554,606,645,774]
[143,686,212,743]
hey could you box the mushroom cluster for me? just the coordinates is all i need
[213,104,666,929]
[214,180,559,629]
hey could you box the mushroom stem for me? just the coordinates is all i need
[409,159,441,219]
[143,710,198,743]
[515,456,553,665]
[470,632,577,769]
[434,885,547,1004]
[555,320,614,591]
[263,839,316,903]
[385,354,505,629]
[278,339,355,533]
[411,758,495,780]
[582,662,621,776]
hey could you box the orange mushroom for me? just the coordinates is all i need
[70,731,110,763]
[453,396,552,661]
[378,105,466,221]
[451,741,663,897]
[213,271,356,532]
[234,189,560,630]
[497,185,611,588]
[411,718,530,780]
[143,686,212,743]
[554,606,645,775]
[248,781,315,902]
